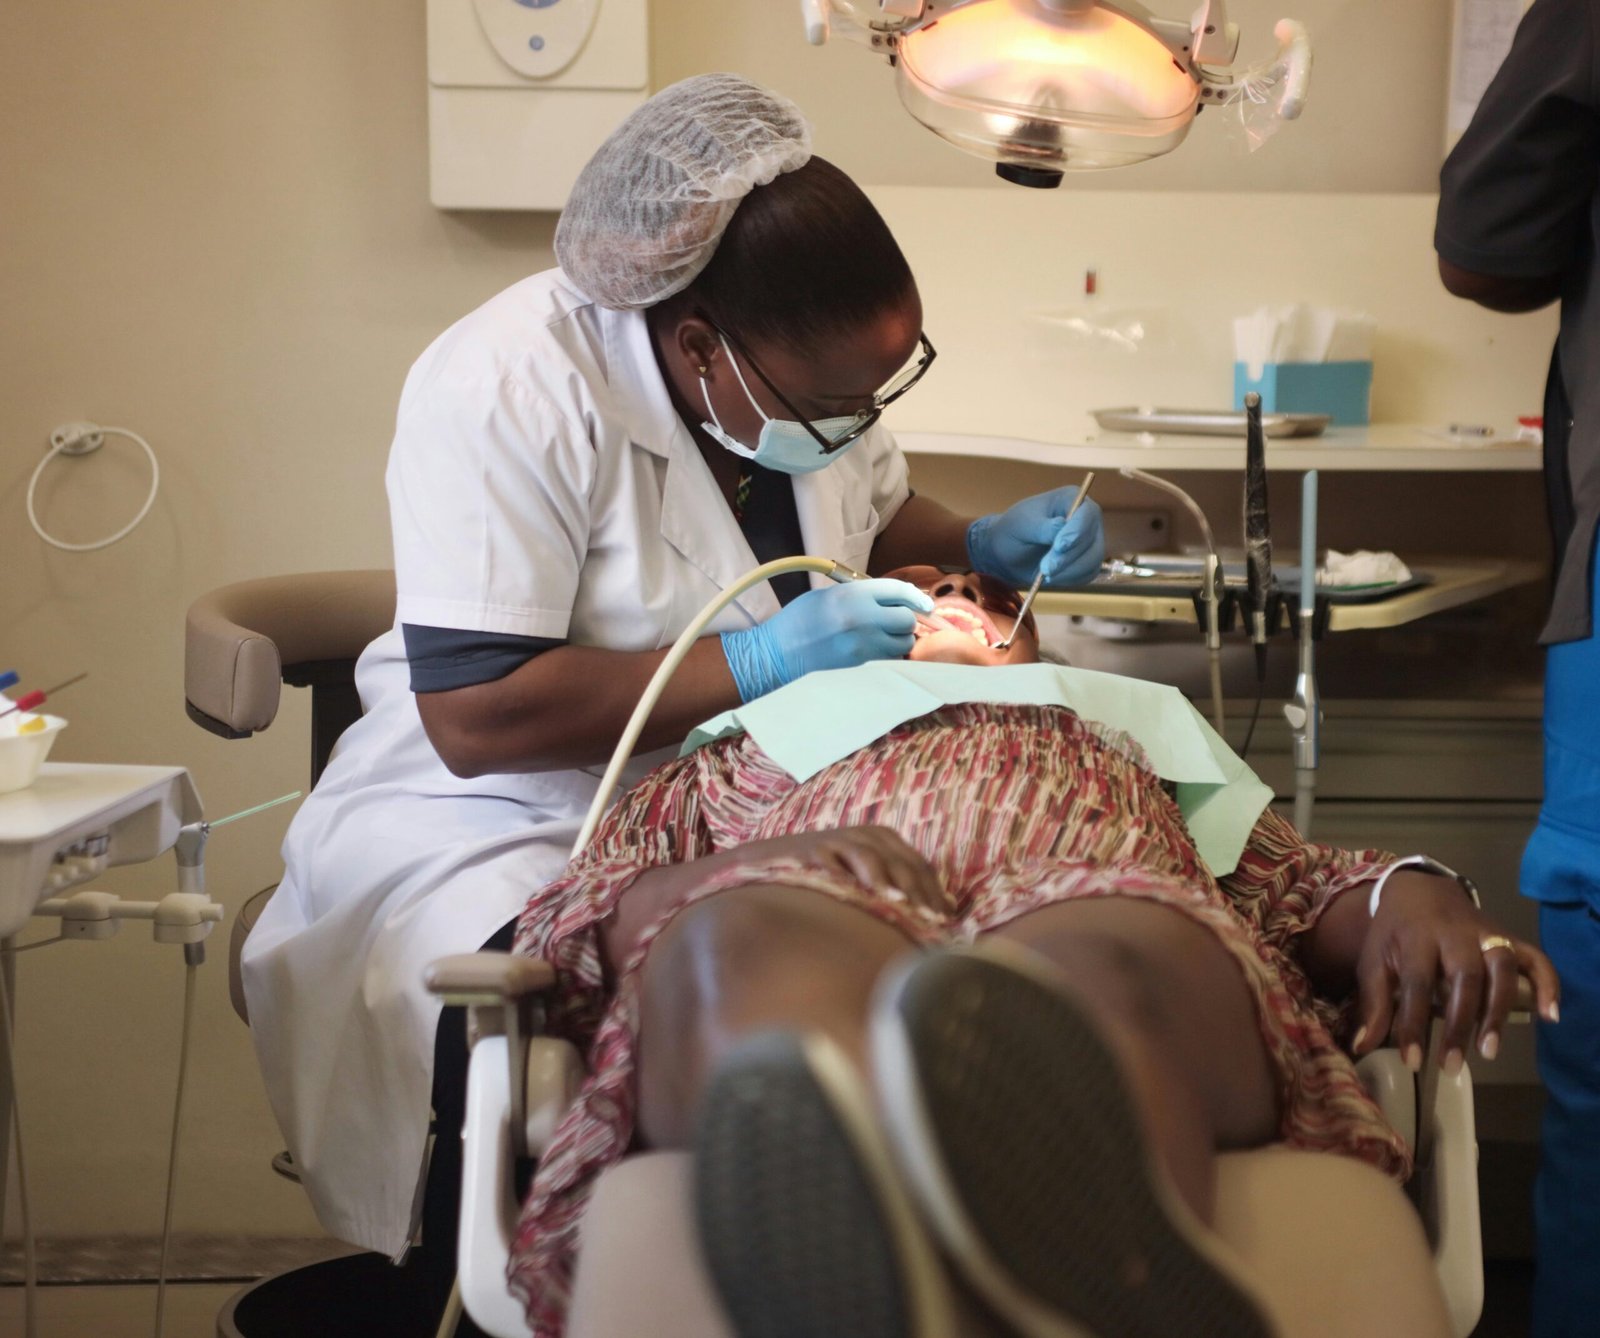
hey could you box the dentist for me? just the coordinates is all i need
[241,72,1104,1273]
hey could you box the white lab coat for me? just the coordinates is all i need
[241,270,912,1255]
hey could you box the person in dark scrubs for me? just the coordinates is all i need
[1435,3,1597,1332]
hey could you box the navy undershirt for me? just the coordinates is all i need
[405,466,812,693]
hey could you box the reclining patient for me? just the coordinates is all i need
[506,566,1557,1338]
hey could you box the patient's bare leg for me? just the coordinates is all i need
[625,884,913,1150]
[986,897,1280,1224]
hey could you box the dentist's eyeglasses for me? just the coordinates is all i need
[711,322,937,455]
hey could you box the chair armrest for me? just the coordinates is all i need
[1355,1047,1483,1337]
[460,1034,543,1338]
[429,950,564,1168]
[425,952,555,1005]
[1355,1050,1417,1160]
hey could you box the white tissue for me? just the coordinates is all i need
[1233,304,1376,379]
[1316,549,1412,588]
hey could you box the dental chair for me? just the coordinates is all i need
[185,569,1492,1338]
[429,939,1517,1338]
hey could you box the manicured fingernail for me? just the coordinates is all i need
[1403,1043,1423,1073]
[1351,1025,1368,1053]
[1479,1031,1500,1061]
[1545,1001,1561,1024]
[1442,1048,1464,1077]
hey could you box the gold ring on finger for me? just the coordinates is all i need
[1479,934,1516,956]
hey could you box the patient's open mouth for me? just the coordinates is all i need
[913,602,1001,648]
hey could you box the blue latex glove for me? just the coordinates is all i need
[966,486,1105,588]
[721,578,935,702]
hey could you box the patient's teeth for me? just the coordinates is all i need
[930,603,997,649]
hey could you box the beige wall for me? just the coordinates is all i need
[0,0,1547,1244]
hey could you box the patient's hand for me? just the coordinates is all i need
[747,826,953,916]
[1345,873,1559,1073]
[609,827,951,966]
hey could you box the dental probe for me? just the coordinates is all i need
[994,471,1097,651]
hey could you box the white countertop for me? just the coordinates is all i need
[899,426,1543,473]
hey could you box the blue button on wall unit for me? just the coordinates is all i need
[528,34,545,50]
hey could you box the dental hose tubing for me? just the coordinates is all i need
[571,556,847,858]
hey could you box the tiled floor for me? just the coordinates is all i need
[0,1282,240,1338]
[0,1268,1542,1338]
[0,1238,1542,1336]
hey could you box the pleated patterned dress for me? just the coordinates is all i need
[506,703,1409,1335]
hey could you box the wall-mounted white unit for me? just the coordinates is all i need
[427,0,649,211]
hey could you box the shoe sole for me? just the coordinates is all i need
[871,943,1278,1338]
[694,1030,956,1338]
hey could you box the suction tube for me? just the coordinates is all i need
[571,556,854,858]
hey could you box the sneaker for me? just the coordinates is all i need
[871,944,1277,1338]
[694,1029,957,1338]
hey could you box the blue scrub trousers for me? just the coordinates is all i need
[1523,537,1600,1338]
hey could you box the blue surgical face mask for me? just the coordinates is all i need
[699,336,865,476]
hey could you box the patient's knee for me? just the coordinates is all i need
[646,883,902,1017]
[644,885,906,1043]
[636,885,907,1148]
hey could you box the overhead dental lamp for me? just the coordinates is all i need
[800,0,1312,186]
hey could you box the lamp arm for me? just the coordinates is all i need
[1189,0,1240,64]
[807,0,1014,47]
[1194,18,1311,118]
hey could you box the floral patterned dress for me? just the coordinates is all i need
[506,703,1408,1335]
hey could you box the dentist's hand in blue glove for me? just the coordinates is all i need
[721,578,935,702]
[966,486,1106,588]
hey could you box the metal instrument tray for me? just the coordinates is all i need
[1089,557,1431,604]
[1092,407,1332,438]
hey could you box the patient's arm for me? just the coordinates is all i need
[1218,807,1388,954]
[1306,870,1558,1071]
[1221,808,1558,1069]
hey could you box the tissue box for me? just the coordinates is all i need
[1233,361,1372,426]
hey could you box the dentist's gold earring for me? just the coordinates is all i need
[698,365,708,375]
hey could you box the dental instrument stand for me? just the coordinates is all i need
[0,763,212,1320]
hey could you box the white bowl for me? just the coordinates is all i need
[0,713,68,794]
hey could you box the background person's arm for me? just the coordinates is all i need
[1436,257,1565,313]
[1434,0,1598,306]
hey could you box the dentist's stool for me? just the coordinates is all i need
[186,571,443,1338]
[184,569,394,1020]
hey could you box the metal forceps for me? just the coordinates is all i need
[994,471,1097,651]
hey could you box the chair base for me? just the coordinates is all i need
[217,1251,457,1338]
